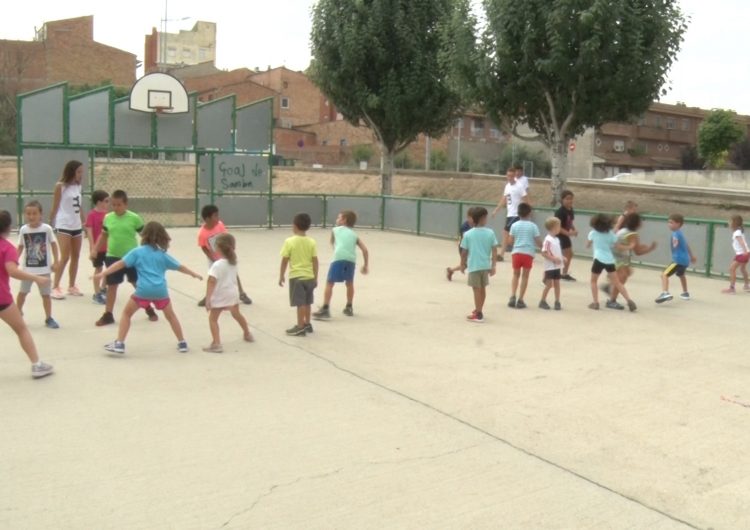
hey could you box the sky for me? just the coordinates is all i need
[2,0,748,115]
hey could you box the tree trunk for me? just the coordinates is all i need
[549,141,567,206]
[381,148,395,195]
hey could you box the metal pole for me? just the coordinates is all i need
[425,135,431,171]
[455,119,461,172]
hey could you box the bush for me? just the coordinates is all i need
[351,144,375,163]
[430,149,448,170]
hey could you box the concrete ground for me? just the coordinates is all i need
[1,227,748,529]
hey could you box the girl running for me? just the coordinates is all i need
[722,215,750,293]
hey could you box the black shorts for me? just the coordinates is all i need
[557,234,572,249]
[56,228,83,238]
[664,263,687,277]
[544,269,562,281]
[504,216,520,232]
[0,302,10,312]
[104,256,137,285]
[92,251,106,268]
[591,259,616,274]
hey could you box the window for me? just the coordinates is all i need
[682,119,690,131]
[199,47,208,61]
[182,48,193,59]
[471,118,485,137]
[283,81,289,89]
[340,138,347,146]
[281,97,290,109]
[489,126,501,139]
[321,140,328,146]
[167,47,177,59]
[637,115,646,126]
[654,116,662,128]
[666,118,677,130]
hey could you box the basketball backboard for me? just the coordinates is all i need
[129,72,189,114]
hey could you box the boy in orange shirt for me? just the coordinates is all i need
[197,205,252,306]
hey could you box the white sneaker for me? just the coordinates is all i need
[32,361,54,379]
[50,287,66,300]
[680,292,691,300]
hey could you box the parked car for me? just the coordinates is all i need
[602,173,632,182]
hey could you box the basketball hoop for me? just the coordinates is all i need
[153,106,170,115]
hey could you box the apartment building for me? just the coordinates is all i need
[144,21,216,73]
[0,16,136,93]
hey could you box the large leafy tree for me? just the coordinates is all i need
[309,0,470,194]
[698,109,745,168]
[474,0,687,204]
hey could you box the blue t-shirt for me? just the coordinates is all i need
[122,245,180,299]
[588,230,617,264]
[671,229,689,266]
[460,226,498,273]
[510,219,540,256]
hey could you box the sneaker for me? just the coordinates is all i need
[515,299,527,309]
[31,361,54,379]
[446,267,454,281]
[312,307,331,320]
[554,301,562,311]
[95,311,115,326]
[561,274,577,282]
[343,306,354,317]
[67,285,83,297]
[744,284,750,292]
[538,300,550,310]
[197,297,206,307]
[507,295,516,308]
[51,287,66,300]
[655,292,673,304]
[92,292,106,305]
[605,300,625,310]
[466,310,484,323]
[145,306,159,322]
[286,325,306,336]
[244,332,255,342]
[304,323,314,334]
[722,287,736,294]
[679,292,691,301]
[45,317,60,329]
[627,300,637,312]
[600,283,611,295]
[239,292,253,305]
[588,302,600,310]
[104,340,125,354]
[202,343,223,353]
[177,340,188,353]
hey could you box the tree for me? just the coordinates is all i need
[309,0,469,194]
[698,109,745,168]
[472,0,687,204]
[729,137,750,170]
[680,145,705,170]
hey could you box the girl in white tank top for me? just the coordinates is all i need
[49,160,85,299]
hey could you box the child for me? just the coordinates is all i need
[0,210,54,378]
[508,203,542,309]
[459,207,498,322]
[96,222,202,355]
[492,167,529,261]
[313,209,369,319]
[16,201,60,329]
[95,189,151,326]
[721,214,750,294]
[49,160,86,299]
[446,207,475,281]
[655,213,696,303]
[586,213,637,311]
[614,200,638,231]
[554,190,578,281]
[84,190,110,304]
[197,205,252,306]
[279,213,318,336]
[607,213,656,305]
[203,233,254,353]
[539,217,564,310]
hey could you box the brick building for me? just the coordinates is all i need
[0,16,136,94]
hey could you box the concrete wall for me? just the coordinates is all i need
[651,170,750,190]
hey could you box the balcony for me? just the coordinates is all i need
[636,126,668,141]
[600,123,634,136]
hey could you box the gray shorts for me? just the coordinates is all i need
[289,278,316,306]
[467,270,490,288]
[20,274,52,296]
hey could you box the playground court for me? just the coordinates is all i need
[1,227,748,529]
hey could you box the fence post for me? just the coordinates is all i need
[380,195,386,231]
[705,221,715,277]
[322,194,328,228]
[416,199,422,235]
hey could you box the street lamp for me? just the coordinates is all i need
[161,0,191,68]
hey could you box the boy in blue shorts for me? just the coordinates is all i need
[655,213,696,303]
[508,202,542,309]
[313,210,369,320]
[460,207,498,323]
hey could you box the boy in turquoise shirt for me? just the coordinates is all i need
[313,209,369,320]
[279,213,319,336]
[460,207,498,323]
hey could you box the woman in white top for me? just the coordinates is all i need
[49,160,86,299]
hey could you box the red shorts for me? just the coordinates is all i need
[512,253,534,270]
[132,295,170,310]
[735,253,750,264]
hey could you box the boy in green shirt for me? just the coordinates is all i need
[278,213,318,337]
[95,190,149,326]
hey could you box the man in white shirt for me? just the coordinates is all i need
[492,167,529,261]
